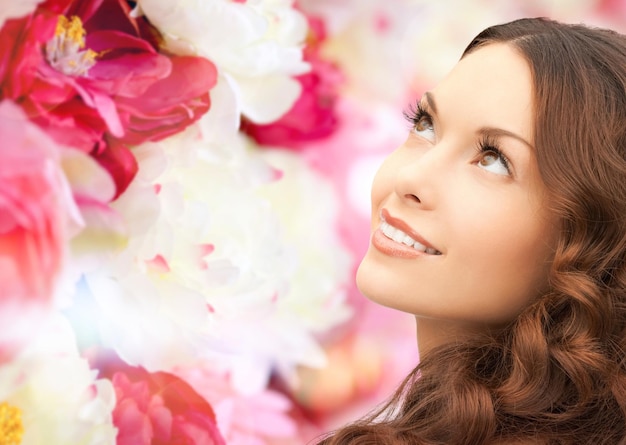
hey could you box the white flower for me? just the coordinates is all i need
[82,127,296,375]
[0,314,117,445]
[53,142,126,335]
[78,123,352,394]
[0,0,42,29]
[134,0,310,124]
[81,139,210,371]
[256,149,353,333]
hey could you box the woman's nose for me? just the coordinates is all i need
[393,142,452,210]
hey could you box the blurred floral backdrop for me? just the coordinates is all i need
[0,0,624,444]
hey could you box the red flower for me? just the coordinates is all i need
[0,0,217,197]
[241,14,342,149]
[99,359,226,445]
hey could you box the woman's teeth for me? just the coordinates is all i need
[381,221,440,255]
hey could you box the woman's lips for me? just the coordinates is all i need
[372,228,424,258]
[371,209,441,258]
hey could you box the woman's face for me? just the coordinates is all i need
[356,43,558,330]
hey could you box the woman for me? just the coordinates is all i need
[318,18,626,444]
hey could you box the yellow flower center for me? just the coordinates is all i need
[0,402,23,445]
[55,15,87,46]
[46,15,98,76]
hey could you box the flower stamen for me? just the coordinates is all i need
[0,402,23,445]
[46,15,98,77]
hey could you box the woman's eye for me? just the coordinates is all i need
[477,149,510,176]
[404,103,436,142]
[413,115,435,142]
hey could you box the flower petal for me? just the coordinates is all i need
[235,74,302,124]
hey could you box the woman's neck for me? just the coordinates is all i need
[415,316,450,356]
[415,316,495,356]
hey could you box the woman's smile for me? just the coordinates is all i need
[372,209,441,258]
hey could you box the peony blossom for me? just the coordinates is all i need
[134,0,310,125]
[93,354,226,445]
[0,100,80,363]
[80,124,351,392]
[242,13,343,148]
[83,128,297,374]
[175,366,299,445]
[0,314,117,445]
[0,0,217,196]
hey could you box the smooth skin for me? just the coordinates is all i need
[356,43,559,354]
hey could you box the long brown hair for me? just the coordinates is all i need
[317,18,626,445]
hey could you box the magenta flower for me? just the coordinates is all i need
[96,357,227,445]
[0,0,217,196]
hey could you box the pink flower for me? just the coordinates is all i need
[174,367,299,445]
[241,14,342,149]
[0,100,77,363]
[95,355,227,445]
[0,0,217,196]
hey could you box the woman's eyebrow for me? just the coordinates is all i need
[478,127,535,150]
[424,91,438,114]
[424,91,534,150]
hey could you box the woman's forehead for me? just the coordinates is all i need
[430,43,534,142]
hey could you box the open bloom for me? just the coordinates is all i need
[93,354,226,445]
[0,314,117,445]
[83,129,295,374]
[82,126,350,391]
[175,366,298,445]
[0,100,80,363]
[0,0,217,196]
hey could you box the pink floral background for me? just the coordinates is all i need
[0,1,624,444]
